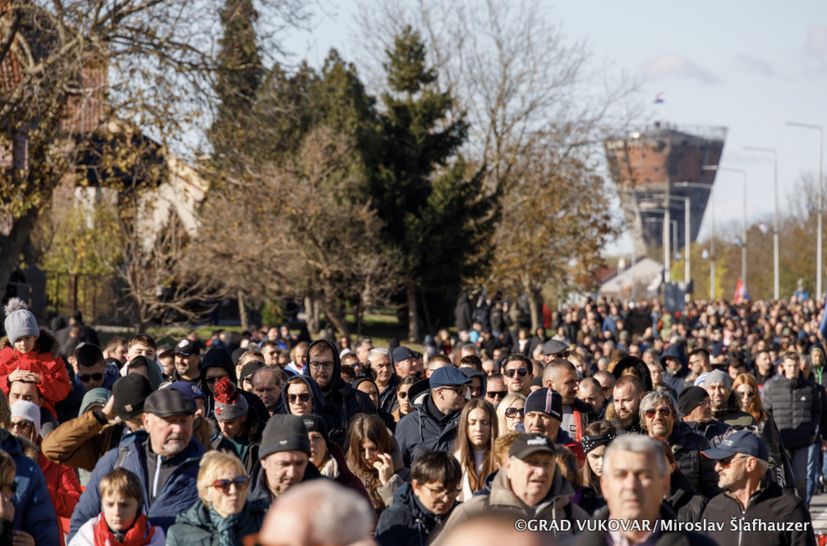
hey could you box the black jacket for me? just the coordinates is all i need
[666,468,708,523]
[669,421,720,498]
[763,373,822,450]
[395,395,461,467]
[375,483,453,546]
[305,339,375,447]
[686,419,730,445]
[248,457,322,504]
[700,479,816,546]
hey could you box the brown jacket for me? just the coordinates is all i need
[41,410,121,470]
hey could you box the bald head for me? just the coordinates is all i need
[260,481,374,546]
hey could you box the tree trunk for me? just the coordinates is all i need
[237,290,248,331]
[355,297,364,336]
[0,207,38,299]
[407,282,420,343]
[304,295,319,335]
[322,301,350,337]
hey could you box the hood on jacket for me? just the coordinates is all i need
[120,356,164,391]
[199,348,237,386]
[284,375,326,416]
[459,368,487,398]
[304,339,342,393]
[612,356,653,392]
[660,344,688,375]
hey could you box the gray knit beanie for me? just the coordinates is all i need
[4,298,39,345]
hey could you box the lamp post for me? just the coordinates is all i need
[704,165,748,291]
[744,146,779,300]
[788,122,824,300]
[676,181,715,298]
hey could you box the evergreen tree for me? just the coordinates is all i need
[209,0,264,161]
[374,26,497,340]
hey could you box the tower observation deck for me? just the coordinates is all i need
[605,122,727,258]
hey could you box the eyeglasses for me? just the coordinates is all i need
[505,368,528,378]
[644,407,672,418]
[309,361,334,371]
[422,484,461,499]
[288,393,311,403]
[78,373,104,382]
[397,390,409,399]
[486,390,507,399]
[717,454,746,467]
[210,476,250,494]
[10,420,33,433]
[505,407,525,418]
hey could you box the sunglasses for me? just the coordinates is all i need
[78,373,104,382]
[505,368,528,378]
[644,407,672,418]
[486,390,507,399]
[505,407,525,418]
[288,393,311,403]
[717,454,746,467]
[397,390,410,399]
[210,476,250,494]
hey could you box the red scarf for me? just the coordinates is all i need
[93,514,155,546]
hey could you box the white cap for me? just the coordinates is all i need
[10,400,41,437]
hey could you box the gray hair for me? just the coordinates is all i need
[367,347,390,363]
[278,481,374,544]
[638,391,680,430]
[603,433,668,476]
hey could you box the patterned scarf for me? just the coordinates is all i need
[581,432,617,454]
[209,507,241,546]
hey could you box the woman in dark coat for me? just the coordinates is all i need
[166,451,267,546]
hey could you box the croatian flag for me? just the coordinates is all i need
[733,278,748,303]
[654,92,665,104]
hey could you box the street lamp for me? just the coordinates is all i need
[704,165,748,292]
[744,147,779,300]
[787,121,824,300]
[676,181,714,299]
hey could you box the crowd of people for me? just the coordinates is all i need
[0,293,825,546]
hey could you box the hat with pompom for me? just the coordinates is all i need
[4,298,39,345]
[213,376,248,422]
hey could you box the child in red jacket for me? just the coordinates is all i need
[1,298,71,416]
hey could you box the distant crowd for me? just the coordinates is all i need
[0,293,824,546]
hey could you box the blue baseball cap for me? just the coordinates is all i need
[429,366,471,389]
[701,429,769,462]
[392,346,421,364]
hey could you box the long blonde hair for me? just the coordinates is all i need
[496,393,525,434]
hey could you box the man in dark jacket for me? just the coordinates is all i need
[763,352,822,504]
[700,429,816,546]
[376,451,462,546]
[305,339,374,447]
[678,386,730,443]
[69,388,204,539]
[395,366,470,467]
[249,414,321,504]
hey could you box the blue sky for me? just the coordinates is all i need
[283,0,827,254]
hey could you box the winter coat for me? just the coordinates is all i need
[666,468,707,523]
[41,408,125,471]
[69,432,204,540]
[0,346,71,415]
[395,394,462,468]
[165,499,268,546]
[668,421,720,498]
[375,483,452,546]
[686,419,731,444]
[39,451,82,519]
[304,339,375,447]
[69,514,166,546]
[763,373,822,449]
[700,479,816,546]
[284,375,327,417]
[0,430,60,546]
[433,468,589,546]
[378,375,400,415]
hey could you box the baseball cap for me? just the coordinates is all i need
[701,429,769,462]
[175,339,198,357]
[392,346,420,364]
[112,375,152,421]
[509,433,557,459]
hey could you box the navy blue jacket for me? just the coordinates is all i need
[69,431,204,540]
[0,430,59,546]
[376,483,453,546]
[395,395,461,467]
